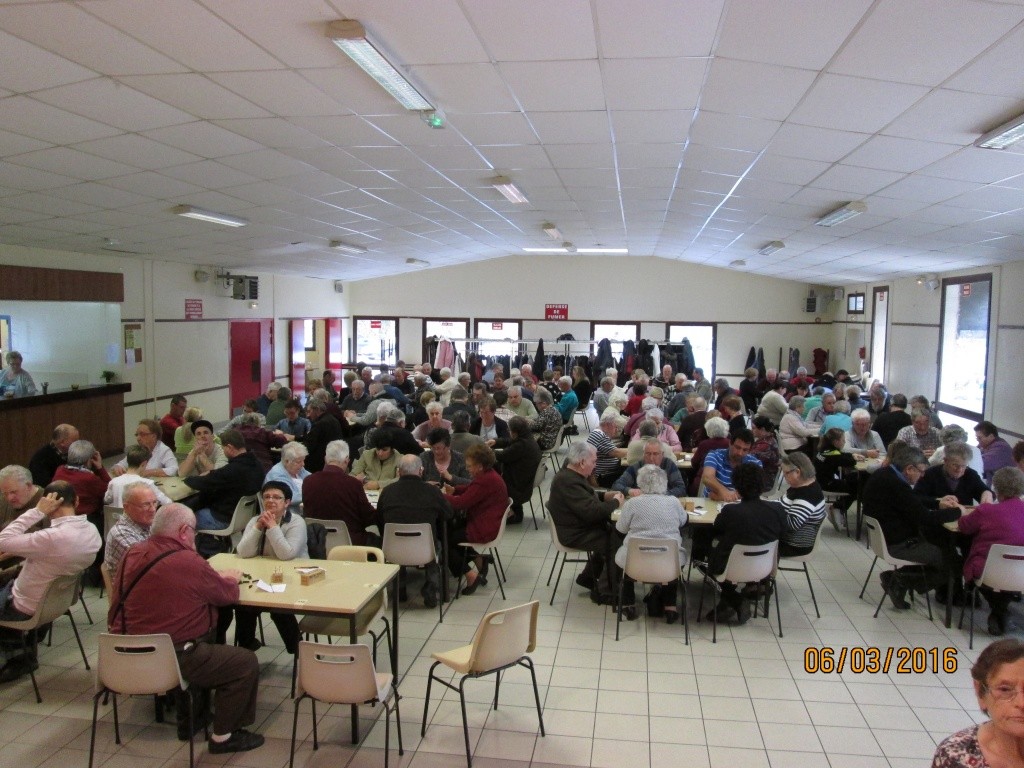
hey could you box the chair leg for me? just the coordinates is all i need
[493,549,507,582]
[393,684,404,755]
[773,577,783,638]
[539,493,546,519]
[803,563,821,619]
[681,585,689,646]
[524,656,546,736]
[421,661,440,737]
[968,585,976,650]
[78,588,94,624]
[873,585,887,618]
[288,695,303,765]
[527,498,538,530]
[311,699,318,750]
[88,691,103,768]
[859,557,878,599]
[112,691,120,743]
[615,576,625,641]
[185,685,195,768]
[549,556,566,606]
[493,669,501,710]
[546,551,560,587]
[458,676,473,768]
[27,632,41,703]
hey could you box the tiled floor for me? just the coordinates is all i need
[0,432,999,768]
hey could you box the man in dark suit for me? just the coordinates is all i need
[871,393,913,450]
[301,395,345,473]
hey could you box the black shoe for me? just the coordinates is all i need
[705,604,733,622]
[461,574,480,596]
[0,654,38,683]
[619,605,637,621]
[590,589,616,606]
[507,514,524,525]
[208,729,265,754]
[177,710,212,741]
[665,610,679,625]
[886,583,910,610]
[989,614,1006,636]
[238,638,262,652]
[575,573,596,590]
[735,602,751,625]
[422,589,439,609]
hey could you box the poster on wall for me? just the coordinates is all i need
[545,304,569,320]
[123,322,142,365]
[185,298,203,319]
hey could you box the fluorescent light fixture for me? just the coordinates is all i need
[729,259,746,268]
[329,240,368,254]
[327,20,434,111]
[816,201,866,227]
[492,176,528,204]
[758,240,785,256]
[406,257,429,267]
[577,248,628,254]
[975,111,1024,150]
[172,204,248,228]
[542,223,562,240]
[523,247,570,253]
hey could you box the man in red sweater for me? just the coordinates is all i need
[301,440,379,546]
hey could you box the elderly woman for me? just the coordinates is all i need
[933,639,1024,764]
[176,419,227,477]
[614,465,688,623]
[603,391,629,422]
[780,396,820,455]
[0,351,36,396]
[626,420,671,465]
[421,427,470,487]
[957,468,1024,636]
[844,408,886,459]
[233,480,308,653]
[443,443,508,595]
[916,441,993,508]
[689,416,731,496]
[173,406,205,455]
[529,388,562,450]
[777,453,826,557]
[632,408,681,454]
[495,416,542,525]
[750,415,781,491]
[351,431,402,490]
[931,424,984,476]
[265,441,310,514]
[412,401,452,445]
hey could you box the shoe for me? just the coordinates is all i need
[619,605,637,621]
[208,729,265,754]
[507,514,524,525]
[664,610,679,625]
[989,614,1006,636]
[705,604,734,622]
[589,589,617,606]
[421,589,439,609]
[575,573,596,590]
[735,602,751,625]
[827,505,841,533]
[238,638,262,652]
[886,583,910,610]
[0,654,37,683]
[461,573,480,596]
[177,710,212,741]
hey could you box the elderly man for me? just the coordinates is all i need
[160,394,188,450]
[0,465,43,531]
[845,409,886,458]
[675,395,709,451]
[664,374,695,420]
[184,429,264,535]
[339,379,370,414]
[111,503,263,753]
[546,442,624,603]
[916,442,992,508]
[529,388,563,450]
[28,423,79,487]
[806,393,837,425]
[896,408,943,458]
[53,440,110,522]
[701,428,763,501]
[0,481,101,682]
[301,396,345,473]
[377,454,451,607]
[588,412,629,487]
[711,377,735,410]
[255,382,281,416]
[520,363,538,384]
[692,368,713,403]
[592,376,617,417]
[506,386,537,419]
[756,368,779,400]
[443,386,475,421]
[975,421,1016,483]
[104,481,158,578]
[234,412,288,474]
[613,438,687,498]
[347,382,393,434]
[653,364,674,391]
[872,392,913,447]
[112,419,178,478]
[303,440,380,546]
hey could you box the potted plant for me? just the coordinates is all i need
[100,370,116,384]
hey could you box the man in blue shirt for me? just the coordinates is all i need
[701,429,762,501]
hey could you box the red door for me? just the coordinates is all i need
[230,319,272,413]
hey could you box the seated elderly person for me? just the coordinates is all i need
[844,408,886,458]
[592,376,617,416]
[104,481,159,578]
[529,388,563,450]
[976,421,1017,483]
[613,438,687,498]
[450,410,485,454]
[588,411,629,487]
[432,366,459,403]
[234,412,288,474]
[756,389,789,430]
[112,419,179,478]
[957,468,1024,635]
[265,386,291,426]
[931,425,984,476]
[233,481,307,653]
[625,421,673,466]
[780,396,820,456]
[223,399,265,432]
[421,428,470,487]
[664,374,695,420]
[777,453,826,557]
[819,400,853,436]
[701,428,763,501]
[471,397,511,448]
[339,379,370,413]
[369,405,422,457]
[264,442,310,515]
[614,465,688,623]
[602,391,629,423]
[274,400,311,440]
[177,419,228,478]
[53,439,110,522]
[688,416,731,495]
[897,408,943,458]
[412,402,451,445]
[351,431,402,490]
[916,442,993,508]
[506,386,537,419]
[624,396,657,438]
[443,386,475,421]
[547,442,625,603]
[554,376,579,426]
[805,393,837,425]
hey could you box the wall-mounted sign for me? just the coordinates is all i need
[961,284,971,297]
[371,320,382,329]
[184,299,203,319]
[492,323,503,330]
[545,304,569,321]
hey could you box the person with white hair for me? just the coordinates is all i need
[633,408,681,453]
[930,424,984,476]
[592,376,617,416]
[339,379,370,413]
[412,401,452,444]
[0,464,42,532]
[613,438,688,498]
[845,408,886,459]
[433,366,458,404]
[255,381,281,416]
[104,481,158,578]
[664,373,696,420]
[506,385,537,419]
[302,440,380,546]
[264,441,310,514]
[554,375,579,426]
[529,388,563,450]
[588,412,629,487]
[52,439,110,520]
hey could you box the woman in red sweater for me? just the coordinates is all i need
[443,443,508,594]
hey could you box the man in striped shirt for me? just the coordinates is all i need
[587,412,628,487]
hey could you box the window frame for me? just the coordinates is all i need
[935,272,992,421]
[847,292,866,315]
[352,315,400,367]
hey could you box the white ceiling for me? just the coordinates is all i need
[1,0,1024,284]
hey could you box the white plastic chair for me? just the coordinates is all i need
[382,523,443,623]
[304,517,353,552]
[697,540,779,643]
[778,520,825,618]
[526,462,548,529]
[541,426,565,473]
[456,500,511,600]
[615,537,688,644]
[421,601,545,768]
[89,633,201,768]
[195,494,257,552]
[858,516,933,620]
[290,642,402,768]
[959,544,1024,649]
[546,522,590,606]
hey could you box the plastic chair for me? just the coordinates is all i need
[858,516,933,620]
[823,490,851,536]
[615,537,688,644]
[575,400,591,432]
[778,520,825,618]
[304,517,354,552]
[195,494,258,553]
[959,544,1024,649]
[456,500,511,600]
[526,462,548,529]
[382,523,443,623]
[89,633,202,768]
[290,642,402,768]
[546,522,590,606]
[100,563,114,605]
[697,540,780,643]
[102,505,123,539]
[541,426,565,473]
[421,601,545,768]
[0,571,91,703]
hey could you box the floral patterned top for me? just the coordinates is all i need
[932,725,988,767]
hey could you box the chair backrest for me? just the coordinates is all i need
[230,495,258,534]
[623,537,681,584]
[862,516,889,560]
[543,426,564,453]
[382,523,436,567]
[97,633,184,695]
[103,506,123,539]
[465,601,539,674]
[980,544,1024,593]
[772,469,788,493]
[296,641,380,704]
[478,499,511,548]
[306,517,354,551]
[548,520,576,554]
[696,478,708,498]
[720,541,779,584]
[100,563,114,605]
[28,571,84,628]
[532,462,547,490]
[328,545,385,563]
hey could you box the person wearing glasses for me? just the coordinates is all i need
[232,481,308,653]
[111,419,179,478]
[777,453,826,558]
[933,639,1024,766]
[104,481,159,578]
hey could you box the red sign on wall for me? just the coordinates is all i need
[371,320,382,329]
[491,323,503,331]
[961,284,971,297]
[545,303,569,321]
[185,299,203,319]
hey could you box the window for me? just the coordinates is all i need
[847,292,865,314]
[303,318,316,351]
[666,324,716,379]
[353,317,398,366]
[474,319,521,359]
[936,274,991,419]
[591,322,639,362]
[423,318,468,362]
[869,288,888,381]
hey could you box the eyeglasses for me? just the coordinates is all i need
[783,468,800,475]
[262,495,286,502]
[128,500,159,508]
[983,684,1024,701]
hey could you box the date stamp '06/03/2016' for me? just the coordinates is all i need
[804,646,959,675]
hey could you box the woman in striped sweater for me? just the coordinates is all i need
[777,452,826,557]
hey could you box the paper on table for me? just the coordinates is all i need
[688,507,707,516]
[255,580,287,593]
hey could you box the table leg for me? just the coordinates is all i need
[440,518,449,605]
[945,534,956,629]
[391,572,400,681]
[350,617,359,743]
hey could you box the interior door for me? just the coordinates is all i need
[230,319,272,411]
